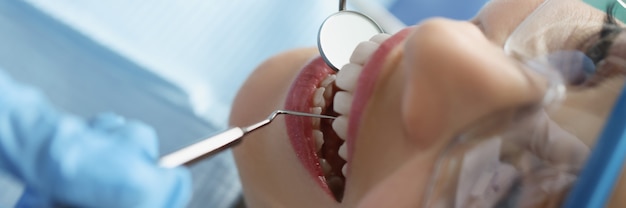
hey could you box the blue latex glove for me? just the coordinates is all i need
[0,70,191,208]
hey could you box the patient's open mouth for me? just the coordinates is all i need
[283,34,389,201]
[285,30,408,202]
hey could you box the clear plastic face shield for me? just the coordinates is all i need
[421,0,626,207]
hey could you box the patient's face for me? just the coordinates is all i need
[230,0,626,207]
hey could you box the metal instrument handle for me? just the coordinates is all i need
[159,127,244,168]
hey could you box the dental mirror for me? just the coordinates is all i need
[318,0,384,71]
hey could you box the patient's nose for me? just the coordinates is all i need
[400,18,545,149]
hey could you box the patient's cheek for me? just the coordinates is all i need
[230,48,319,126]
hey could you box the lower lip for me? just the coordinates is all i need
[284,57,336,195]
[283,28,413,197]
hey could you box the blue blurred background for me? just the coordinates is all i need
[0,0,487,207]
[390,0,488,24]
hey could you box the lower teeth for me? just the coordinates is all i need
[313,76,346,202]
[320,159,332,174]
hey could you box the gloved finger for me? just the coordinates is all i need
[88,113,159,159]
[145,166,192,208]
[108,120,159,160]
[98,166,192,208]
[88,112,127,133]
[49,148,192,208]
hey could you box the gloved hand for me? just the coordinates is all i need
[0,70,191,208]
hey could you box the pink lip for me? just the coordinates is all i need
[283,28,413,198]
[284,57,336,195]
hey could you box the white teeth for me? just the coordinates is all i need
[321,75,336,100]
[370,33,391,44]
[332,116,349,140]
[336,63,363,92]
[324,84,334,100]
[311,106,322,114]
[313,130,324,152]
[311,107,322,129]
[338,143,348,160]
[350,41,380,65]
[320,75,336,88]
[313,87,326,108]
[334,34,385,93]
[312,35,387,182]
[320,159,332,174]
[333,91,353,115]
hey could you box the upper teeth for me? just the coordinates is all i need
[330,33,391,177]
[333,91,353,115]
[313,87,327,108]
[332,33,390,138]
[331,116,349,140]
[350,41,380,65]
[310,33,391,179]
[336,63,362,92]
[335,33,390,93]
[370,33,392,44]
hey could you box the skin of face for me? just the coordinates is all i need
[229,0,626,207]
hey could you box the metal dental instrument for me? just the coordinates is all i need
[318,0,384,71]
[159,110,336,168]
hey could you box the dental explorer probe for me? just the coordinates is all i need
[159,110,336,168]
